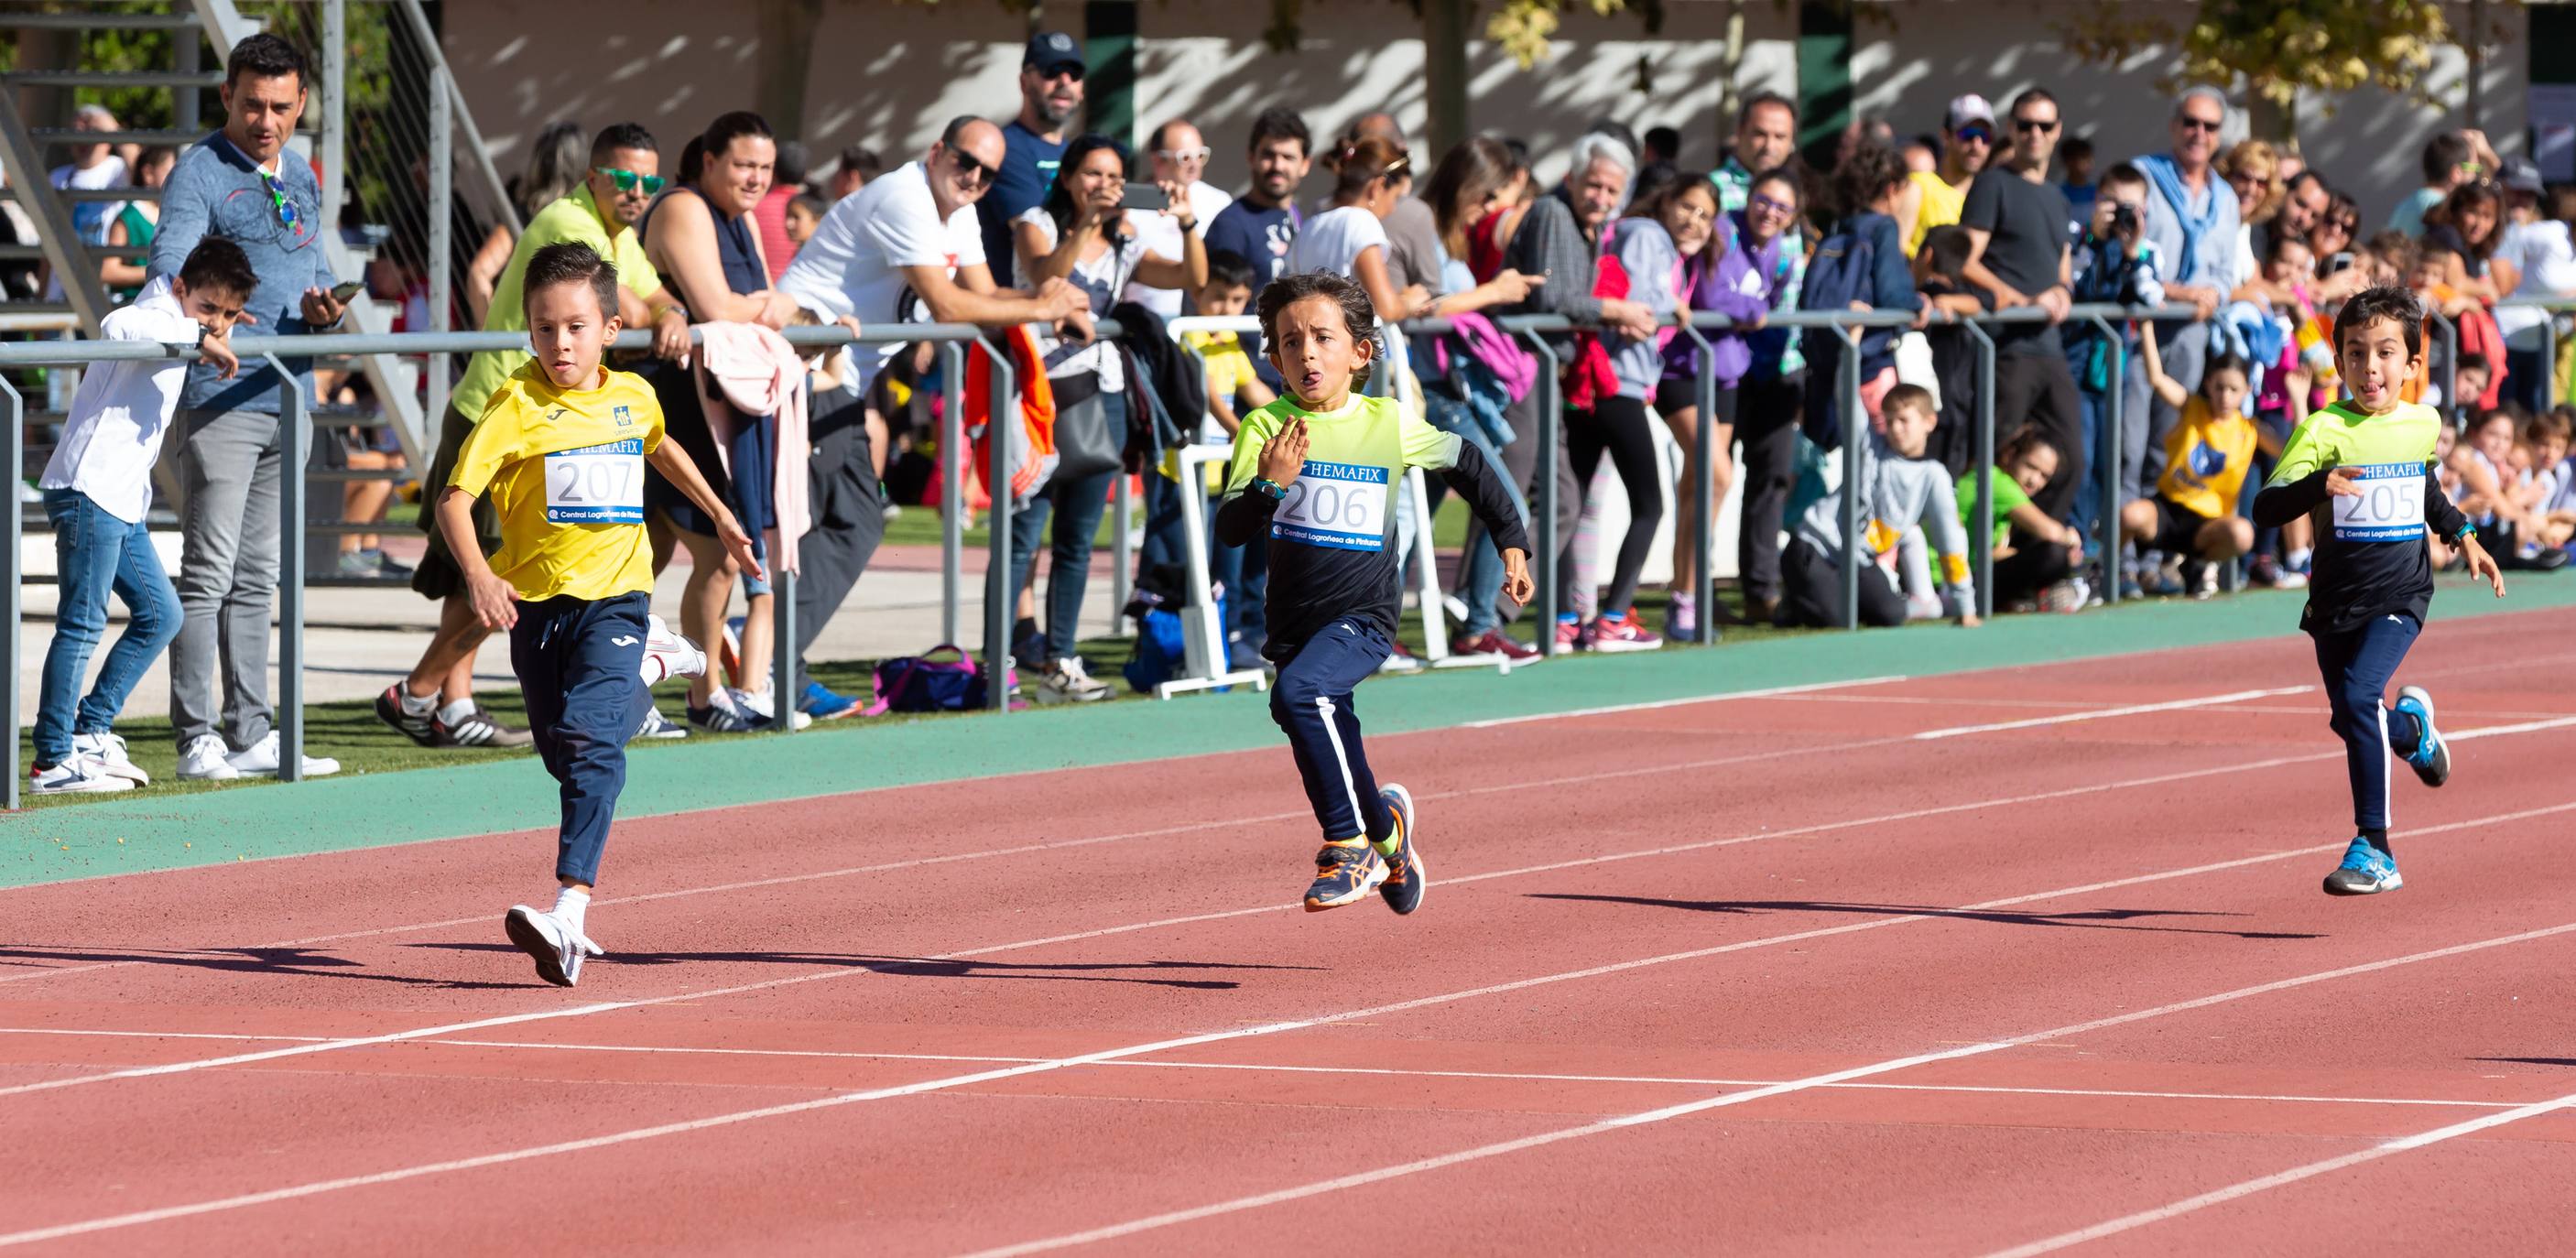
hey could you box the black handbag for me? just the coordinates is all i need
[1049,372,1121,481]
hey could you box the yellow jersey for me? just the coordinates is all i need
[2156,395,2260,520]
[1905,169,1965,257]
[449,361,665,602]
[451,184,665,426]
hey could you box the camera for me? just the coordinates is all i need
[2110,202,2139,238]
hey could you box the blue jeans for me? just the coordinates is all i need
[2066,336,2111,546]
[2313,611,2425,832]
[38,488,181,765]
[1269,618,1397,843]
[1426,396,1527,637]
[1008,461,1121,664]
[510,592,651,886]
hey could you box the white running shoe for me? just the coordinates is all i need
[177,734,241,781]
[29,754,134,796]
[640,614,707,685]
[503,906,588,987]
[224,731,342,778]
[71,732,148,786]
[727,687,813,731]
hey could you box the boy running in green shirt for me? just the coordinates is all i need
[2253,286,2505,896]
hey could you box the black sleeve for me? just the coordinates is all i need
[2253,468,2330,530]
[2424,466,2470,540]
[1215,489,1278,549]
[1437,440,1533,558]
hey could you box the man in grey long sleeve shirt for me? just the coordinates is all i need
[2123,87,2241,508]
[149,33,348,780]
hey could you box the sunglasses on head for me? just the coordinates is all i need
[592,167,666,196]
[259,170,300,231]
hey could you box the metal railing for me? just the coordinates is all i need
[8,297,2571,808]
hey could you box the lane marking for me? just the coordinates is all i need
[1912,687,2315,740]
[1980,1089,2576,1257]
[1458,676,1907,728]
[1,1028,2535,1113]
[958,921,2576,1258]
[6,798,2571,1247]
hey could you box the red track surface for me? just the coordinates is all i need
[5,609,2576,1254]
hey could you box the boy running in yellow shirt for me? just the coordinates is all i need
[440,243,758,985]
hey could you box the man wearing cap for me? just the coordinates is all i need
[977,30,1086,287]
[2494,156,2576,413]
[1897,94,1994,257]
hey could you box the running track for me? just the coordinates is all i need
[5,609,2576,1254]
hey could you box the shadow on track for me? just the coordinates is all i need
[1523,895,2324,940]
[0,944,527,989]
[414,944,1324,990]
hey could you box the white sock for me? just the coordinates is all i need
[552,885,590,933]
[2287,547,2312,569]
[400,689,440,718]
[438,698,475,727]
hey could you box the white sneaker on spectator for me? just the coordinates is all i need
[1033,656,1113,704]
[225,731,341,778]
[2191,561,2220,600]
[177,734,240,781]
[640,614,707,685]
[30,754,134,796]
[1905,592,1943,622]
[71,732,148,785]
[2038,577,2091,614]
[727,686,813,731]
[634,706,690,741]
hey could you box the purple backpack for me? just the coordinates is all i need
[863,645,1017,715]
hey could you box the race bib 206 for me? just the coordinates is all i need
[1272,461,1390,551]
[2331,461,2427,542]
[545,439,646,525]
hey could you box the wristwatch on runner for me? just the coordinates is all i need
[1249,477,1287,502]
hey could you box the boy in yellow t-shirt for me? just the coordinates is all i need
[440,243,759,987]
[2123,323,2259,598]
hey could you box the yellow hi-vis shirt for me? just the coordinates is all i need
[2155,394,2260,520]
[448,361,665,602]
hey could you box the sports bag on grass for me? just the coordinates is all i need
[864,645,1018,715]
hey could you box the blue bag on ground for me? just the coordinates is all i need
[864,645,1015,714]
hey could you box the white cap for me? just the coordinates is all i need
[1945,94,1994,132]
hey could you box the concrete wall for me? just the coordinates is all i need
[445,0,2525,225]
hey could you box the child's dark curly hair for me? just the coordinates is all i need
[2331,284,2425,363]
[1255,271,1378,387]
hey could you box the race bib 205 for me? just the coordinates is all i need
[1272,461,1390,551]
[544,439,646,525]
[2331,462,2427,542]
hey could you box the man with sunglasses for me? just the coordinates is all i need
[1897,94,1994,258]
[977,30,1087,287]
[147,33,348,780]
[1961,87,2087,525]
[1123,118,1233,319]
[377,123,694,751]
[2125,87,2242,510]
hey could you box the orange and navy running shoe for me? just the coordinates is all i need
[1304,838,1388,912]
[1376,784,1425,915]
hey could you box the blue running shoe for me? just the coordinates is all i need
[2322,837,2403,896]
[1304,839,1388,912]
[1376,784,1426,916]
[800,679,864,720]
[2395,685,2450,787]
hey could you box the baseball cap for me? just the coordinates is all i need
[1024,31,1083,75]
[1945,94,1994,133]
[2500,156,2545,196]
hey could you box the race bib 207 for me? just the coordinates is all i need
[2331,461,2427,542]
[1272,461,1390,551]
[545,439,646,525]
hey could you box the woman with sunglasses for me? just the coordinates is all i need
[640,110,799,734]
[2219,140,2285,304]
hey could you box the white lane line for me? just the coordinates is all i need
[956,921,2576,1258]
[1979,1090,2576,1257]
[2446,714,2576,742]
[1459,676,1907,728]
[7,797,2571,1249]
[1912,687,2315,741]
[0,1030,2539,1113]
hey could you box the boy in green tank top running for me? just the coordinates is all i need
[2253,285,2505,896]
[1217,272,1535,914]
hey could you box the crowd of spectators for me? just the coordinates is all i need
[16,28,2576,776]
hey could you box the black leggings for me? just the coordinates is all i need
[1563,395,1665,617]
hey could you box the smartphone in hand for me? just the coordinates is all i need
[329,279,364,304]
[1119,181,1168,211]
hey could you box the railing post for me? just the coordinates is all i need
[1520,331,1561,655]
[266,355,307,783]
[940,339,966,645]
[1838,327,1864,632]
[427,70,451,432]
[982,341,1016,712]
[770,564,797,734]
[2542,315,2560,413]
[4,374,21,811]
[2433,310,2461,414]
[1675,320,1721,644]
[1962,319,1997,619]
[1112,468,1133,636]
[321,0,345,235]
[2090,313,2125,603]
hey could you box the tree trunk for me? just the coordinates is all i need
[754,0,825,143]
[1423,0,1472,160]
[2246,92,2298,149]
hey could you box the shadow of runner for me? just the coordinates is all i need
[0,944,527,989]
[2472,1057,2576,1068]
[1524,894,2324,940]
[414,944,1324,990]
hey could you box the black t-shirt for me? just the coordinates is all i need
[1962,168,2077,355]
